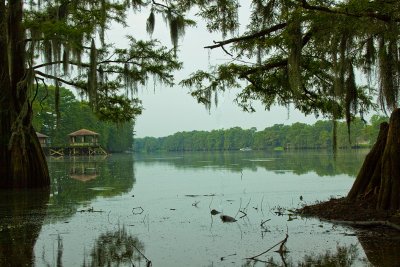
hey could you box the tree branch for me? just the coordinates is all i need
[299,0,398,23]
[204,23,287,50]
[239,30,313,77]
[35,70,86,90]
[32,60,88,70]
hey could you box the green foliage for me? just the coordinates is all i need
[134,115,388,152]
[180,0,400,127]
[22,0,195,124]
[33,85,134,152]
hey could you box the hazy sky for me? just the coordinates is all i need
[108,6,320,138]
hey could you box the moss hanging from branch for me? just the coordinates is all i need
[88,38,98,108]
[338,31,349,96]
[345,62,357,143]
[54,80,60,128]
[168,13,186,55]
[378,37,397,111]
[146,10,155,35]
[287,13,302,95]
[62,45,69,75]
[364,36,376,77]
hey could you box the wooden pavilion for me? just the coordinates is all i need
[48,129,107,156]
[67,129,107,156]
[69,129,99,146]
[36,132,49,147]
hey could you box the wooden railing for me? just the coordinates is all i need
[70,142,98,147]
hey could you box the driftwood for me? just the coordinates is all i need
[246,227,289,261]
[260,219,271,228]
[220,253,237,261]
[131,242,152,267]
[132,207,144,215]
[78,207,103,213]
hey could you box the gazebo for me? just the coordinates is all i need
[68,129,99,146]
[67,129,107,155]
[36,132,49,147]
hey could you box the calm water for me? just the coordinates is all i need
[1,150,399,266]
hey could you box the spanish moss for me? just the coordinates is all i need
[287,13,302,96]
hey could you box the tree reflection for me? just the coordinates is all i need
[78,226,147,267]
[357,229,400,267]
[0,189,49,266]
[46,154,135,220]
[242,244,360,267]
[136,150,367,177]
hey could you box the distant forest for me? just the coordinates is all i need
[33,86,134,152]
[134,116,388,152]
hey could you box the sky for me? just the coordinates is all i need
[107,5,320,138]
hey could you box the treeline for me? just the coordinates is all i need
[33,86,134,152]
[134,116,388,152]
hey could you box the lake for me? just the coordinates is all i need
[1,150,399,266]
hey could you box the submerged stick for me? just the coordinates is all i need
[247,226,289,260]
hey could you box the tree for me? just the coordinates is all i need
[179,1,400,210]
[0,1,191,188]
[32,85,134,151]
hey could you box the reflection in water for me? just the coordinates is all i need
[82,226,148,267]
[3,152,400,266]
[46,154,135,221]
[136,150,367,177]
[0,189,49,266]
[41,226,148,267]
[242,244,359,267]
[69,156,103,182]
[358,229,400,267]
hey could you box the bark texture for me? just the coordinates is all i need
[347,108,400,210]
[0,0,50,188]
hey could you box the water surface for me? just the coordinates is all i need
[1,150,399,266]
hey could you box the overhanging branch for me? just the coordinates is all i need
[299,0,398,23]
[35,70,86,90]
[239,30,313,76]
[204,23,287,50]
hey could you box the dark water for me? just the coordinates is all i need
[0,150,399,266]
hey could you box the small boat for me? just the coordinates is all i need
[239,147,252,151]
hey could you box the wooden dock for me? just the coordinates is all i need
[44,144,108,157]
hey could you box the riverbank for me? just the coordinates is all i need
[299,197,400,231]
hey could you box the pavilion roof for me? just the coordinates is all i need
[36,132,49,138]
[68,129,99,136]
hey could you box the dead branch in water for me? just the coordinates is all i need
[131,242,152,267]
[132,207,144,215]
[260,219,271,229]
[220,253,237,261]
[78,207,103,213]
[246,227,289,261]
[239,210,247,219]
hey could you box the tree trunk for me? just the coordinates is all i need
[347,108,400,210]
[0,1,50,188]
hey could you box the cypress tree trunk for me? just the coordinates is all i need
[0,0,50,188]
[347,108,400,210]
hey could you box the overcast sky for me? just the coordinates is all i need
[108,6,320,138]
